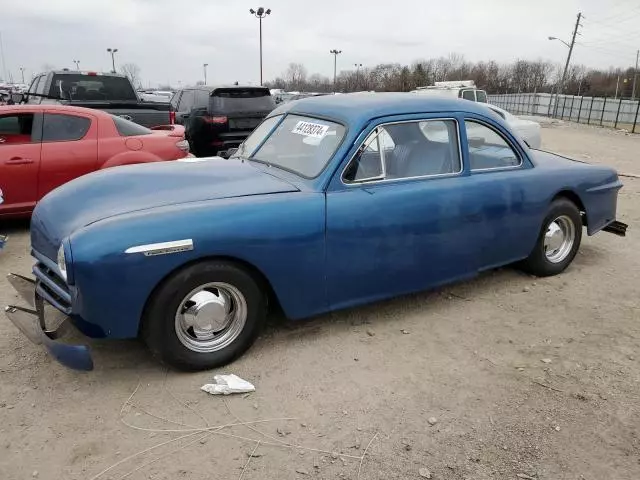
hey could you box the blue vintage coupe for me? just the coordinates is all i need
[4,94,627,371]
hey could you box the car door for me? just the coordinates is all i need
[38,111,98,199]
[460,117,535,269]
[175,90,194,125]
[325,116,478,310]
[0,110,42,215]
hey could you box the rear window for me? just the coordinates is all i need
[210,88,275,113]
[112,115,152,136]
[50,74,138,101]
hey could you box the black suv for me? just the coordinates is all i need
[170,85,275,157]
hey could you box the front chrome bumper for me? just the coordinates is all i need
[5,273,94,371]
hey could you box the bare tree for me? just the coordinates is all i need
[120,63,142,89]
[284,63,307,91]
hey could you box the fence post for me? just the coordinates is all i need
[561,96,568,119]
[614,98,623,129]
[528,93,533,115]
[569,95,576,121]
[577,96,584,123]
[587,97,595,125]
[547,94,553,116]
[600,96,607,126]
[633,100,640,134]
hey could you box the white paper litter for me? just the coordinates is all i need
[201,374,255,395]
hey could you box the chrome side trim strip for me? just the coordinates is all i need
[125,239,194,256]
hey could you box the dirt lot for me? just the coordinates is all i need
[1,122,639,480]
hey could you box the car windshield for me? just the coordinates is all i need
[245,114,346,178]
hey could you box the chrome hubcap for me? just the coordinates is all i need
[544,215,576,263]
[175,283,247,353]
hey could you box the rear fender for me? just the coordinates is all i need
[101,151,162,169]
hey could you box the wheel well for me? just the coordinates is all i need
[553,190,587,226]
[138,255,282,335]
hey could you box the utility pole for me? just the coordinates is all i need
[632,49,639,101]
[330,49,342,92]
[203,63,208,84]
[354,63,362,90]
[19,67,25,83]
[615,75,620,99]
[552,12,582,116]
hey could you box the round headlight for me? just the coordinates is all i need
[57,244,67,280]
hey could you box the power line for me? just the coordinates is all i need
[595,4,640,24]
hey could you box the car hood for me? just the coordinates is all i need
[31,158,299,259]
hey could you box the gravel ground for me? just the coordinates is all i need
[0,122,638,480]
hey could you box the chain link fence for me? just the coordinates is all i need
[487,92,640,134]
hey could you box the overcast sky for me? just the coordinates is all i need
[2,0,639,87]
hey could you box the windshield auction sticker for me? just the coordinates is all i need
[292,121,330,138]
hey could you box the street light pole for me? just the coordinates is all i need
[203,63,208,84]
[19,67,25,83]
[106,48,118,73]
[249,7,271,85]
[330,49,342,92]
[73,60,80,71]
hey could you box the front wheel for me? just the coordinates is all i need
[519,198,583,277]
[142,261,267,370]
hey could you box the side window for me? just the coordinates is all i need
[462,90,475,101]
[344,120,461,183]
[343,129,384,182]
[465,120,520,170]
[35,75,48,95]
[178,90,195,112]
[170,91,182,110]
[42,113,91,142]
[0,114,36,144]
[27,77,40,95]
[476,90,488,103]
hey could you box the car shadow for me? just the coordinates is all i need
[81,266,533,373]
[0,218,30,236]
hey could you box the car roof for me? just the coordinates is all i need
[275,92,496,124]
[45,70,127,77]
[0,104,112,117]
[181,85,270,92]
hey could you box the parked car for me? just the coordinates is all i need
[0,105,189,218]
[20,70,171,128]
[482,103,542,148]
[411,80,488,103]
[170,85,275,157]
[4,94,627,371]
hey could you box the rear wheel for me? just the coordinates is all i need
[142,261,267,370]
[520,198,582,277]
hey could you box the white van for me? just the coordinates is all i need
[411,80,488,103]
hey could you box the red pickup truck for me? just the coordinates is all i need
[0,105,189,218]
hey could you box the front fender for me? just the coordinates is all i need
[68,192,326,339]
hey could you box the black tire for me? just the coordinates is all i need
[520,198,582,277]
[141,261,267,371]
